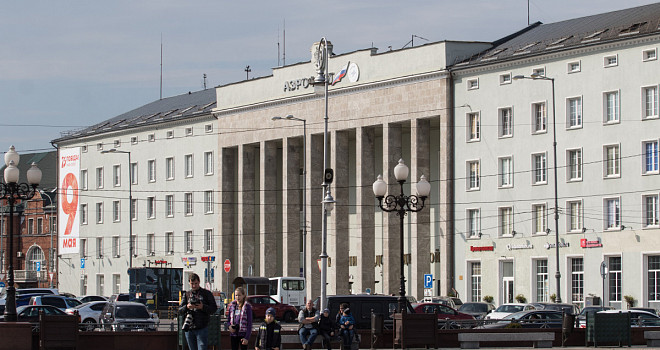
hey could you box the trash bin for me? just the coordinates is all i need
[562,313,576,346]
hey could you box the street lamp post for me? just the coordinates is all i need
[513,73,562,303]
[372,159,430,313]
[272,115,307,278]
[101,149,133,269]
[1,146,42,322]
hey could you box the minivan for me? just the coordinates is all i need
[319,295,414,329]
[269,277,306,308]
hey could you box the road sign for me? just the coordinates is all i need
[80,258,85,269]
[424,274,433,289]
[224,259,231,273]
[36,261,41,272]
[365,288,371,294]
[600,261,608,278]
[49,273,54,282]
[0,282,5,288]
[424,288,433,297]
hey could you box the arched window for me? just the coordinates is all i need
[27,246,44,271]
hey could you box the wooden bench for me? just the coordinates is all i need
[457,332,554,349]
[281,333,355,349]
[644,331,660,347]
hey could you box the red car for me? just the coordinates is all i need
[226,295,298,322]
[413,302,475,320]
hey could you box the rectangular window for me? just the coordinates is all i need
[499,207,513,236]
[114,140,120,148]
[96,167,104,189]
[96,237,103,258]
[80,239,87,257]
[532,102,547,133]
[131,199,137,221]
[604,145,620,177]
[80,274,87,296]
[567,97,582,128]
[470,262,482,302]
[96,203,103,224]
[112,236,120,257]
[28,218,34,234]
[36,217,42,234]
[113,201,120,222]
[204,191,214,214]
[567,149,582,181]
[467,79,479,90]
[644,194,659,227]
[130,163,138,185]
[185,154,194,178]
[568,200,582,232]
[185,231,193,253]
[147,197,156,219]
[148,133,155,142]
[604,91,620,123]
[147,160,156,182]
[533,204,547,234]
[643,86,659,119]
[568,61,581,73]
[498,157,512,187]
[205,124,213,133]
[185,193,193,215]
[644,49,657,61]
[605,198,621,229]
[467,209,480,238]
[533,153,547,184]
[644,141,659,174]
[571,258,584,305]
[113,165,121,187]
[467,161,480,190]
[608,257,622,302]
[49,216,56,233]
[535,259,548,302]
[532,67,545,77]
[499,108,513,137]
[81,204,88,224]
[604,55,618,67]
[166,195,174,217]
[204,229,213,252]
[97,143,103,151]
[166,130,174,139]
[185,127,193,136]
[204,151,214,175]
[131,136,138,145]
[467,113,480,141]
[649,256,660,302]
[97,275,104,296]
[81,170,88,190]
[113,274,121,295]
[166,232,174,254]
[166,157,175,180]
[499,73,512,85]
[147,234,155,255]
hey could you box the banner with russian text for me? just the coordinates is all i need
[58,147,80,254]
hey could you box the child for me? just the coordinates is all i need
[339,308,356,349]
[255,307,281,350]
[318,308,336,350]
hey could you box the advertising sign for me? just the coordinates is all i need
[58,147,80,254]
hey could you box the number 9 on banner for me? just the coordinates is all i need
[61,173,79,236]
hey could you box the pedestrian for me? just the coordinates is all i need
[335,303,349,330]
[339,308,355,349]
[318,308,336,350]
[255,307,281,350]
[178,273,218,350]
[298,299,319,350]
[226,286,253,350]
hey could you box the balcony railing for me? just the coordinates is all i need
[14,270,46,282]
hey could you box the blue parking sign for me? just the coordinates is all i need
[36,261,41,272]
[424,274,433,289]
[81,258,85,269]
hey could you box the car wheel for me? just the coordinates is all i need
[82,319,96,331]
[283,311,295,323]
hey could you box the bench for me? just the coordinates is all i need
[281,333,357,349]
[457,332,554,349]
[644,331,660,347]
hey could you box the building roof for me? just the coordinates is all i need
[52,89,216,144]
[0,151,58,190]
[454,2,660,67]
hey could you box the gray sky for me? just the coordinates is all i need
[2,0,657,154]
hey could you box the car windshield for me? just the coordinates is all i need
[116,305,149,319]
[579,307,610,316]
[503,311,528,320]
[67,298,82,307]
[460,303,487,312]
[495,305,524,313]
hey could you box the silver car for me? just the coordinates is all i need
[100,301,158,331]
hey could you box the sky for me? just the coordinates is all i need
[2,0,658,154]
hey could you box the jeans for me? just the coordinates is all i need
[320,330,334,350]
[299,327,319,345]
[184,326,208,350]
[340,329,354,347]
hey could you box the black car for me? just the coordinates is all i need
[0,305,68,330]
[100,301,157,331]
[458,302,496,319]
[531,302,580,315]
[480,310,564,329]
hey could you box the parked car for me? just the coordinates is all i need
[109,294,130,302]
[422,296,461,309]
[631,307,659,315]
[100,301,158,331]
[0,305,68,330]
[576,306,613,328]
[485,303,536,320]
[79,295,108,303]
[598,309,660,327]
[30,295,82,311]
[0,288,59,313]
[531,302,580,315]
[227,295,297,322]
[458,302,496,320]
[66,301,107,331]
[413,302,474,328]
[320,294,415,330]
[481,310,564,329]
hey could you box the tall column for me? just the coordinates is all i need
[439,78,454,296]
[411,118,431,300]
[260,141,278,277]
[307,134,324,300]
[382,123,402,295]
[356,127,376,294]
[238,144,257,276]
[220,147,237,293]
[329,130,349,295]
[282,136,302,277]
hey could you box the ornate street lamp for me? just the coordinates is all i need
[372,159,430,313]
[1,146,42,321]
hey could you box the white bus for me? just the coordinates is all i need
[269,277,306,308]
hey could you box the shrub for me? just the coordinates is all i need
[515,294,527,303]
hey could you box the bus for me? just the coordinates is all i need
[268,277,306,308]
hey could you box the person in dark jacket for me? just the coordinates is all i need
[318,308,336,350]
[178,273,218,350]
[255,307,281,350]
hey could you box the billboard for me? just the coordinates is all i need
[58,147,80,254]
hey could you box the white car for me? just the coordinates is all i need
[485,303,536,320]
[66,301,108,331]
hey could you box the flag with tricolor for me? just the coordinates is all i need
[331,61,349,85]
